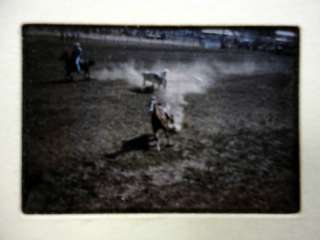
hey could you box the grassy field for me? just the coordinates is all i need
[22,36,299,213]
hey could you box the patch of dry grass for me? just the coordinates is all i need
[22,36,299,213]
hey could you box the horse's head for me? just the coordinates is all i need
[166,113,179,133]
[161,69,169,78]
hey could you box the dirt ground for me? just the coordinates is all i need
[22,36,299,213]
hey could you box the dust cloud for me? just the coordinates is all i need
[91,56,290,130]
[92,61,215,130]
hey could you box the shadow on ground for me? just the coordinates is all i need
[129,86,155,94]
[105,134,153,159]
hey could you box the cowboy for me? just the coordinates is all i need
[148,96,158,113]
[72,42,82,73]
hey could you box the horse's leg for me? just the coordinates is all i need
[64,63,70,80]
[154,130,161,151]
[65,61,74,81]
[164,130,172,147]
[153,80,158,89]
[163,79,167,89]
[86,69,90,79]
[84,66,89,80]
[66,71,72,81]
[157,137,161,151]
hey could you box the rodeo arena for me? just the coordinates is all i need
[23,25,299,213]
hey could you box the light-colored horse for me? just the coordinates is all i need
[142,69,169,89]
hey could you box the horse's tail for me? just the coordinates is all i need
[88,60,95,66]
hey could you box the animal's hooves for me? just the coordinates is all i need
[156,145,161,151]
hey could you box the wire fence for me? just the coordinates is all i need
[24,29,203,49]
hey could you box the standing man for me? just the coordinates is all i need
[72,42,82,73]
